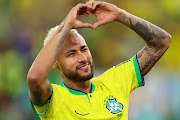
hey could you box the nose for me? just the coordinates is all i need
[78,52,87,63]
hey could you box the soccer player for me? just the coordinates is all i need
[27,0,172,119]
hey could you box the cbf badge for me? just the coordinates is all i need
[106,98,123,114]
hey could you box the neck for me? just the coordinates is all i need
[63,79,92,94]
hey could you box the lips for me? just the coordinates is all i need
[77,63,90,70]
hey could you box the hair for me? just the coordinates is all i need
[43,25,79,47]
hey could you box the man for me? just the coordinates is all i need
[27,0,172,119]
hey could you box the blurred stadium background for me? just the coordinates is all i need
[0,0,179,120]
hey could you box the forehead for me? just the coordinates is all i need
[60,32,87,54]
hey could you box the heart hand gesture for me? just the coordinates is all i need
[86,0,121,29]
[66,1,121,29]
[66,3,93,29]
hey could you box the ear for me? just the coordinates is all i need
[52,61,59,70]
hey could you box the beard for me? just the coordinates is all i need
[60,61,94,82]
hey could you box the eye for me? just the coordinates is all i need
[82,47,88,52]
[67,52,75,57]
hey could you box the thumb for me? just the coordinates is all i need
[76,21,93,29]
[92,20,106,29]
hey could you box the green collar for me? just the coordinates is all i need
[60,82,95,95]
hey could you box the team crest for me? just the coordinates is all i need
[106,98,123,114]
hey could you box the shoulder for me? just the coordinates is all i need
[51,83,68,96]
[93,58,134,80]
[51,83,62,90]
[91,56,136,84]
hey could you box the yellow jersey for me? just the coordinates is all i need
[32,55,145,120]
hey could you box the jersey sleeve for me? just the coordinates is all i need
[96,54,145,94]
[31,84,62,119]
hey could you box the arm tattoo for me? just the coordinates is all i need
[57,25,64,33]
[119,11,171,75]
[54,23,70,60]
[129,18,167,43]
[57,17,67,34]
[32,82,52,106]
[32,91,44,105]
[128,16,169,74]
[59,29,68,46]
[137,43,163,72]
[119,14,130,27]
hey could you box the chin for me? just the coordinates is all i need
[73,72,94,82]
[62,63,94,82]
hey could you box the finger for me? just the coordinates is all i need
[86,0,95,7]
[92,20,106,29]
[80,7,91,14]
[76,3,92,11]
[78,22,93,29]
[92,1,100,10]
[82,12,90,17]
[78,10,91,17]
[76,4,92,15]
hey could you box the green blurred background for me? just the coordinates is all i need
[0,0,179,120]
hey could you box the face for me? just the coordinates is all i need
[56,31,94,82]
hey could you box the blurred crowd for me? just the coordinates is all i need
[0,0,180,120]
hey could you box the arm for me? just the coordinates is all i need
[118,11,172,76]
[87,0,172,76]
[27,4,93,106]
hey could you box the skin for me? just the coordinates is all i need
[86,0,172,75]
[27,0,172,106]
[27,3,94,106]
[54,31,94,92]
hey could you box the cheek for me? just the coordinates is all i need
[57,54,77,71]
[61,58,77,70]
[87,52,93,61]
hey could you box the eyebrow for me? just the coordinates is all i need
[81,45,88,49]
[65,50,76,55]
[65,45,88,55]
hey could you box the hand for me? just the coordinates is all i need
[86,0,121,29]
[66,3,93,29]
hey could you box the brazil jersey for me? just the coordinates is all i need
[32,55,145,120]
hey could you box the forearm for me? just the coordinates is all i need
[86,0,171,76]
[27,20,71,83]
[116,9,172,76]
[27,3,93,105]
[117,9,171,46]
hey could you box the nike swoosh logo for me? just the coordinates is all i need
[75,110,90,116]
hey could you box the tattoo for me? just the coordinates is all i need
[57,17,67,34]
[129,18,167,43]
[137,44,162,72]
[129,18,153,42]
[120,12,171,76]
[54,21,67,60]
[119,14,130,27]
[32,91,44,105]
[59,29,68,45]
[31,81,52,106]
[56,18,68,46]
[146,42,162,54]
[57,24,65,33]
[55,28,70,60]
[149,24,167,40]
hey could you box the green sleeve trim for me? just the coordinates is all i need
[31,90,53,116]
[133,55,145,87]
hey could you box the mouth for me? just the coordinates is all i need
[77,63,90,70]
